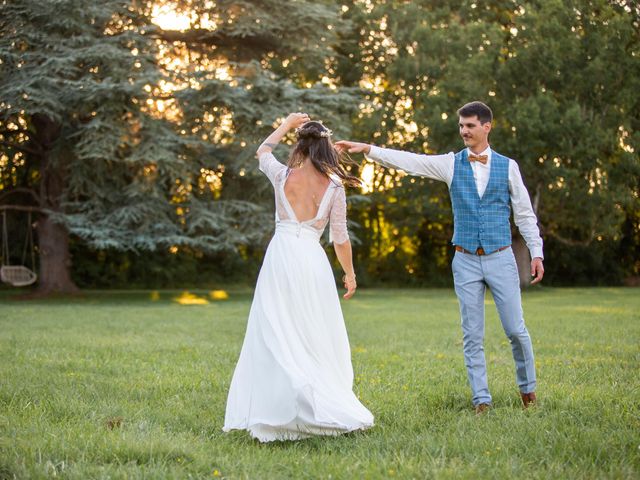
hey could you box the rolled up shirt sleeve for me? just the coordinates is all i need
[509,160,544,259]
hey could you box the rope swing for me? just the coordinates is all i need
[1,210,38,287]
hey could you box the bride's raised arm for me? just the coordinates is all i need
[256,112,310,157]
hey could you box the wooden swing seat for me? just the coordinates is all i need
[0,265,37,287]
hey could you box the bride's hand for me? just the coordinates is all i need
[284,112,310,130]
[342,274,357,299]
[334,140,371,155]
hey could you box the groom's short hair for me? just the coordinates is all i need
[457,101,493,124]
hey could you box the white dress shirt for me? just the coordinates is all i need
[365,145,544,259]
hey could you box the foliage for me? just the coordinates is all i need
[0,0,357,290]
[1,0,638,289]
[338,0,640,285]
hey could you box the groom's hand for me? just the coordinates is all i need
[334,140,371,155]
[530,257,544,285]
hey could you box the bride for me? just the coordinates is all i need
[223,113,374,442]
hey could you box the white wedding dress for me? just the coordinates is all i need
[223,152,374,442]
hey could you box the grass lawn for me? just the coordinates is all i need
[0,287,639,479]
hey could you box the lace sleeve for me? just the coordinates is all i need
[329,184,349,244]
[258,152,287,186]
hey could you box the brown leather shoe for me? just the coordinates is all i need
[521,392,537,408]
[475,403,491,415]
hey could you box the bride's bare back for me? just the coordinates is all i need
[283,166,331,223]
[258,151,349,245]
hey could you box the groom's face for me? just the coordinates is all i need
[459,116,491,149]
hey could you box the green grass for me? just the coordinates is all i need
[1,287,639,479]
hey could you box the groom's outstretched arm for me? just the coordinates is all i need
[335,141,454,185]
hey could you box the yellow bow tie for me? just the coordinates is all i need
[468,154,488,164]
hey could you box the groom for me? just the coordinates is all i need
[336,101,543,413]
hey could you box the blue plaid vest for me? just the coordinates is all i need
[450,149,512,254]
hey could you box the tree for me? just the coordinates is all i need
[338,0,640,286]
[0,0,357,294]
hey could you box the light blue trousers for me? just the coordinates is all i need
[451,247,536,406]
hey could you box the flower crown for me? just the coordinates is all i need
[295,123,333,138]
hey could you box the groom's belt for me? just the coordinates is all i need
[455,245,510,256]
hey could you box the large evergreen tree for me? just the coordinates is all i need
[0,0,356,293]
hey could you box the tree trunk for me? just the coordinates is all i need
[512,235,531,288]
[36,214,79,295]
[31,113,79,295]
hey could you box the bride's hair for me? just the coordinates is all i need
[288,121,361,188]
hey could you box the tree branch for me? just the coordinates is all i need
[0,204,44,213]
[540,223,596,246]
[146,28,278,54]
[0,188,41,204]
[0,128,28,136]
[0,140,42,156]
